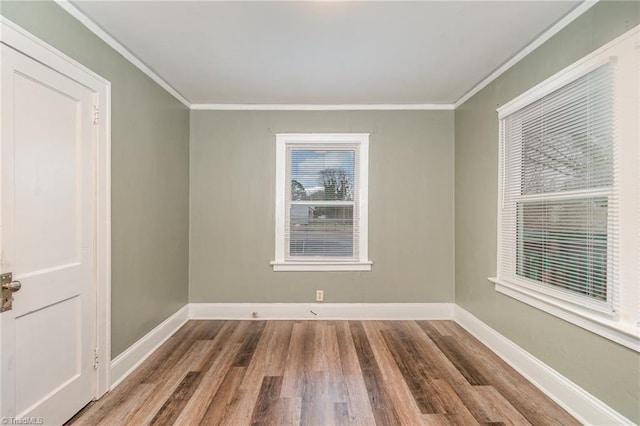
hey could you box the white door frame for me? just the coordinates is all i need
[0,17,111,399]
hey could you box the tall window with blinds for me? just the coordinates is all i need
[499,62,617,313]
[272,134,371,271]
[495,27,640,351]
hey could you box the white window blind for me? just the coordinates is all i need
[286,147,359,259]
[498,61,618,314]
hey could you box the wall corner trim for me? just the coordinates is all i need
[109,305,189,389]
[53,0,191,108]
[453,0,599,109]
[454,305,634,425]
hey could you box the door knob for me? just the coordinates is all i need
[2,280,21,292]
[1,272,20,312]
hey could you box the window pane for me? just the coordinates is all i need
[289,205,353,257]
[518,63,614,195]
[516,197,607,300]
[290,150,355,201]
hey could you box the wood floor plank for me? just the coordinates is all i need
[68,320,579,426]
[335,321,377,426]
[171,321,251,425]
[197,320,241,374]
[335,321,361,376]
[380,325,441,414]
[149,371,202,426]
[142,321,212,384]
[427,379,481,426]
[333,402,350,426]
[303,321,321,373]
[199,366,247,425]
[418,321,489,386]
[396,321,498,423]
[233,320,267,367]
[427,320,457,336]
[474,385,532,426]
[421,413,453,426]
[223,321,292,424]
[263,321,295,377]
[250,375,284,425]
[368,321,474,425]
[124,339,213,424]
[428,322,580,426]
[300,371,339,425]
[280,322,306,399]
[313,322,348,403]
[190,319,226,340]
[93,384,156,426]
[350,321,411,425]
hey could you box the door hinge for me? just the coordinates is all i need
[93,349,99,370]
[93,106,99,125]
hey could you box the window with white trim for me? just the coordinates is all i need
[271,134,371,271]
[494,29,639,351]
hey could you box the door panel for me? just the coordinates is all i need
[1,44,96,424]
[16,296,81,414]
[14,70,81,273]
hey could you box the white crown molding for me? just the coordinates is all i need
[110,305,189,389]
[189,302,455,320]
[190,104,455,111]
[454,306,634,426]
[53,0,191,108]
[453,0,599,109]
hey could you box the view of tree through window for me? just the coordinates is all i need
[289,150,355,257]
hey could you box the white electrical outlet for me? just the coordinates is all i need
[316,290,324,302]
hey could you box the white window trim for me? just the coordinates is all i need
[493,26,640,352]
[271,133,371,272]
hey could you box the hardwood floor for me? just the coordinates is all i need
[68,320,579,425]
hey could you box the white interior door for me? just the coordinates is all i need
[0,44,96,425]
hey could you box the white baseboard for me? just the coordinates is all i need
[454,306,634,426]
[110,305,189,389]
[189,302,455,320]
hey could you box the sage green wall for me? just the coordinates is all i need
[0,1,190,358]
[190,111,454,303]
[455,1,640,422]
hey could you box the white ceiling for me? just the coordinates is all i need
[71,1,582,105]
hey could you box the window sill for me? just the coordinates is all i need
[489,277,639,352]
[270,260,372,272]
